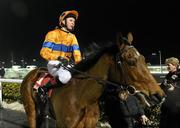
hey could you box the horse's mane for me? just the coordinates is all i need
[75,40,118,72]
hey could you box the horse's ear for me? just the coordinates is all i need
[127,32,133,45]
[116,32,123,45]
[116,32,127,51]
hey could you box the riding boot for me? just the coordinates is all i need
[38,81,53,102]
[38,78,65,102]
[38,86,48,96]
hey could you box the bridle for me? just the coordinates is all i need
[115,44,136,85]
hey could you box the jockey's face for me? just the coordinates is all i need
[64,17,76,32]
[167,63,177,73]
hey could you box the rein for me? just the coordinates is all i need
[60,63,123,88]
[56,45,135,89]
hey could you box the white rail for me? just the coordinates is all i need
[0,78,23,108]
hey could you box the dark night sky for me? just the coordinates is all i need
[0,0,180,66]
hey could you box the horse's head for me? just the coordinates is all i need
[109,32,165,107]
[116,32,140,66]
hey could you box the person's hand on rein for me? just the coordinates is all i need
[140,115,150,125]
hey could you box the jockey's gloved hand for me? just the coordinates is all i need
[65,56,75,66]
[57,57,69,67]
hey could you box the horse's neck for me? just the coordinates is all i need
[108,61,124,84]
[51,54,112,104]
[77,54,112,101]
[88,54,111,80]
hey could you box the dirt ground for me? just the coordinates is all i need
[0,101,111,128]
[0,108,28,128]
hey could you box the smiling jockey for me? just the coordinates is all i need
[38,10,82,98]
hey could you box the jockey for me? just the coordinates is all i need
[38,10,82,96]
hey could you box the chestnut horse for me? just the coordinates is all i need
[20,40,122,128]
[20,32,165,128]
[103,32,165,127]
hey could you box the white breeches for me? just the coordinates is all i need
[47,60,72,84]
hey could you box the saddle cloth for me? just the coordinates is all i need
[34,73,57,97]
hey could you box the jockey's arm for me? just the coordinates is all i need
[72,35,82,64]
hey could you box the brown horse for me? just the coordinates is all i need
[20,40,122,128]
[103,32,165,127]
[20,32,165,128]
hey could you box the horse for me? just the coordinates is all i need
[20,40,123,128]
[20,32,165,128]
[102,32,165,128]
